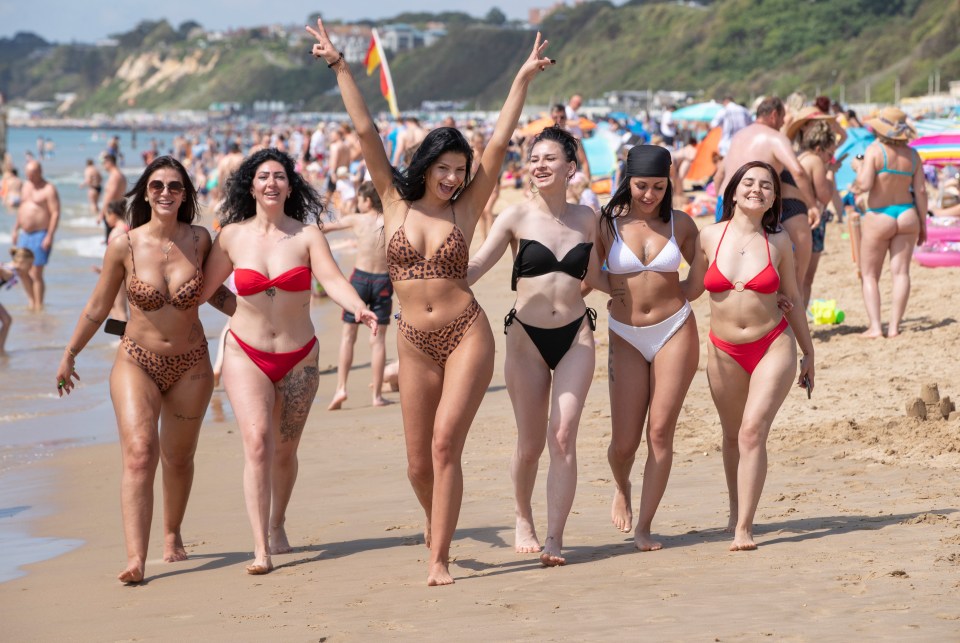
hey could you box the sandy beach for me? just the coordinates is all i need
[3,187,960,640]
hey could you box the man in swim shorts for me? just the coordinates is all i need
[11,160,60,311]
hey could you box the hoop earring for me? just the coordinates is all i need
[529,182,539,195]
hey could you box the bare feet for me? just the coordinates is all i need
[269,523,292,555]
[515,515,542,554]
[634,531,663,552]
[245,555,274,575]
[117,559,145,584]
[724,514,737,534]
[327,389,348,410]
[861,328,884,339]
[372,396,393,407]
[426,561,454,586]
[539,536,565,567]
[611,483,633,533]
[163,532,188,562]
[729,528,757,551]
[887,328,900,338]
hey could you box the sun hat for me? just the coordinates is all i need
[785,106,835,141]
[865,107,916,142]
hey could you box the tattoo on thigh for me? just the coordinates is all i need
[278,365,320,442]
[174,412,202,421]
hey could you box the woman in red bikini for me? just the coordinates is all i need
[686,160,815,551]
[55,156,236,584]
[200,148,378,575]
[308,18,553,585]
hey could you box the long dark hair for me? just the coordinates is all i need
[529,126,580,166]
[720,160,782,234]
[600,161,673,238]
[218,148,324,227]
[393,127,473,202]
[125,156,198,230]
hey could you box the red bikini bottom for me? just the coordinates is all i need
[708,316,788,374]
[229,330,317,383]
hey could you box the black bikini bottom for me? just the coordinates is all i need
[504,308,597,370]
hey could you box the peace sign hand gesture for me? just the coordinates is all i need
[306,18,340,66]
[517,32,555,82]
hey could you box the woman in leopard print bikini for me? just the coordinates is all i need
[309,18,554,585]
[55,156,236,584]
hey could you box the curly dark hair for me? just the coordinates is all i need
[528,126,580,166]
[720,160,782,234]
[393,127,473,202]
[218,148,324,227]
[125,156,199,230]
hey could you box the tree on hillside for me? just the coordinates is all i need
[485,8,507,25]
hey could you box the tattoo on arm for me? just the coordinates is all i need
[84,313,103,325]
[209,285,236,315]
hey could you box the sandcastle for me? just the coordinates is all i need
[905,383,958,421]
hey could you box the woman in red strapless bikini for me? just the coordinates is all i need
[55,156,237,584]
[686,160,815,551]
[201,148,377,575]
[308,19,553,585]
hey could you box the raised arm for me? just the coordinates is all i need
[467,205,517,285]
[458,33,555,217]
[307,19,395,202]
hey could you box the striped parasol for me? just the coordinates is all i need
[910,132,960,167]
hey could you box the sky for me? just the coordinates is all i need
[0,1,572,43]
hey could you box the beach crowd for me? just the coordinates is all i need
[2,20,958,587]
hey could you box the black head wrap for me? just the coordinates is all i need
[626,145,672,178]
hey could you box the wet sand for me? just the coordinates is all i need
[3,194,960,639]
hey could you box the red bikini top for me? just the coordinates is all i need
[703,221,780,294]
[233,266,312,296]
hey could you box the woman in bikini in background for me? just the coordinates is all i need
[200,148,377,575]
[597,145,702,551]
[55,156,236,584]
[468,126,606,566]
[308,18,553,585]
[853,107,927,338]
[686,160,815,551]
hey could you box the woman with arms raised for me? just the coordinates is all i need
[597,145,701,551]
[307,18,554,585]
[686,160,815,551]
[468,126,606,566]
[55,156,236,583]
[200,149,378,575]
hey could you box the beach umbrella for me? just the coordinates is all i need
[910,132,960,167]
[834,127,875,191]
[671,101,722,123]
[686,126,721,184]
[582,127,621,178]
[520,115,557,137]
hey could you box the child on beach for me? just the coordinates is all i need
[0,247,34,355]
[324,181,393,409]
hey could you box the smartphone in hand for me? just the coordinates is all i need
[104,318,127,336]
[802,375,812,399]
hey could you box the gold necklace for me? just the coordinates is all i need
[738,231,760,255]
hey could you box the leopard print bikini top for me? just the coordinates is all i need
[387,204,468,282]
[126,227,203,312]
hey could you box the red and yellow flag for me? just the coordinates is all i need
[363,29,399,118]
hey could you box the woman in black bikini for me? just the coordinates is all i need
[55,156,236,583]
[308,18,553,585]
[468,127,605,566]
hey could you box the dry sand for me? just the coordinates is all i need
[3,193,960,640]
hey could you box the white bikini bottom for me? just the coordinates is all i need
[608,301,692,363]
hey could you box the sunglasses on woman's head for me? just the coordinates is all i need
[148,180,185,195]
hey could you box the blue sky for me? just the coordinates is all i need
[0,1,574,43]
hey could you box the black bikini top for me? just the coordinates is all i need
[511,239,593,290]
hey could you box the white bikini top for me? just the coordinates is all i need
[607,214,683,275]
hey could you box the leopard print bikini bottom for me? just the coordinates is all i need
[121,335,210,393]
[396,299,481,369]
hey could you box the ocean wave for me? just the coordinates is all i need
[56,235,107,258]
